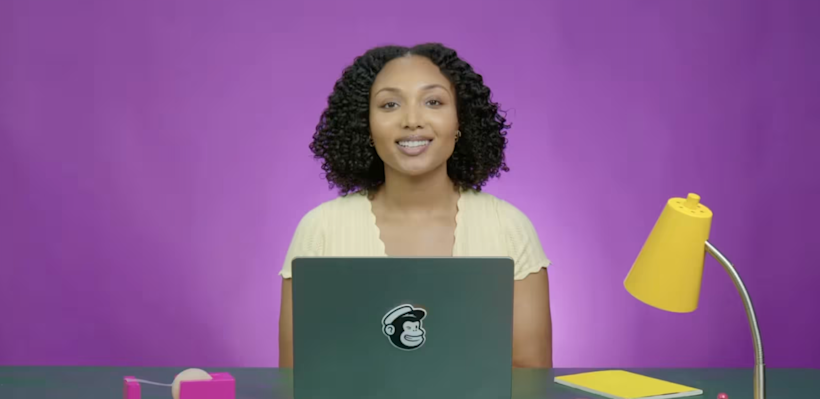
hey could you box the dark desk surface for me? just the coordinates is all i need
[0,366,817,398]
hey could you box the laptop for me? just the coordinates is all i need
[291,256,515,399]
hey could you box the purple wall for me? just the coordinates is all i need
[1,0,818,368]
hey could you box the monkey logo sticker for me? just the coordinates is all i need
[382,304,427,351]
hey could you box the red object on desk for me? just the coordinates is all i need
[717,393,728,399]
[123,373,235,399]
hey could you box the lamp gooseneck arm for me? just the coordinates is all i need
[705,240,765,399]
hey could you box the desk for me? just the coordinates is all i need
[0,366,816,398]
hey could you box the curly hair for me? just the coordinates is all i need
[309,43,511,196]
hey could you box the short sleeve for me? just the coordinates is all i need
[279,206,325,279]
[497,200,551,280]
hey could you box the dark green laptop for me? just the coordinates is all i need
[291,256,515,399]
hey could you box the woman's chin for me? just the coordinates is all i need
[384,153,449,178]
[396,161,443,177]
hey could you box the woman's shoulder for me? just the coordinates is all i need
[461,189,530,220]
[294,192,369,226]
[461,189,550,278]
[322,192,370,212]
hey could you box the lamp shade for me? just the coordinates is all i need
[624,193,713,313]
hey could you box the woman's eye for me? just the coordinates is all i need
[427,100,442,106]
[382,102,399,109]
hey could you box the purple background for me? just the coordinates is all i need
[1,0,818,368]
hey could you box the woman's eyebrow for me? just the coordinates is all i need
[374,83,450,96]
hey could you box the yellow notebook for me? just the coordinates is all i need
[554,370,703,399]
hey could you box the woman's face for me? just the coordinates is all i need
[369,55,459,178]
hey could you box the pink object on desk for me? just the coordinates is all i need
[123,377,141,399]
[123,373,235,399]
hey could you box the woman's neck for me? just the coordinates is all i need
[376,165,459,214]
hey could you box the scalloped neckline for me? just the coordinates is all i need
[364,190,464,257]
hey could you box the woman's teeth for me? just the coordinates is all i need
[398,140,430,148]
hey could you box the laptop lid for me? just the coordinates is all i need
[291,257,514,399]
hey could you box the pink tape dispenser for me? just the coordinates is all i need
[124,368,235,399]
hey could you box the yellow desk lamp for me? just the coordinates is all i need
[624,193,765,399]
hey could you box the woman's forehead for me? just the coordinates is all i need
[372,56,451,91]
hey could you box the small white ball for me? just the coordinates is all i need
[171,368,213,399]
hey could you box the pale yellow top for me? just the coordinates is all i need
[280,189,551,280]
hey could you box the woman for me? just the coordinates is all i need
[278,43,553,368]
